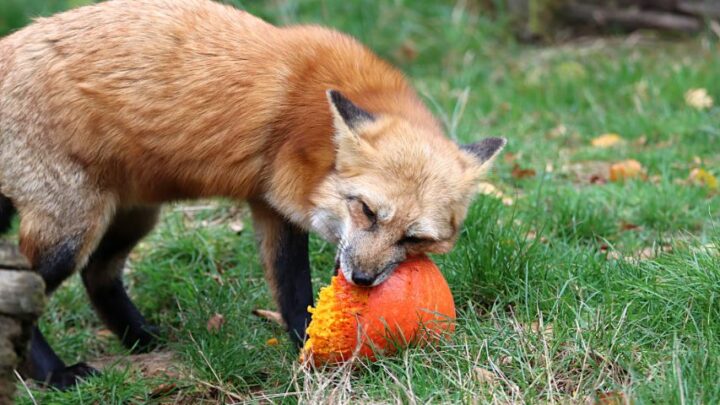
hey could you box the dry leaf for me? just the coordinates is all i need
[562,161,611,185]
[252,309,286,327]
[266,337,280,346]
[474,367,498,387]
[620,221,640,231]
[590,174,607,185]
[595,390,628,405]
[684,88,713,110]
[150,383,177,399]
[206,313,225,333]
[609,159,646,182]
[96,329,114,339]
[547,124,568,139]
[228,220,245,234]
[90,351,181,379]
[689,168,718,190]
[525,229,549,244]
[591,133,624,148]
[396,40,418,61]
[529,321,554,339]
[512,163,536,179]
[477,182,514,206]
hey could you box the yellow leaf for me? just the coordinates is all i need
[266,337,280,346]
[689,168,718,190]
[591,133,624,148]
[477,182,514,206]
[609,159,645,182]
[685,88,714,110]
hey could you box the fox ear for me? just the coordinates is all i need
[326,90,375,137]
[461,137,507,166]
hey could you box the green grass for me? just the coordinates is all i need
[3,0,720,403]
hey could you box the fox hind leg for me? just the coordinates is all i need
[81,206,160,353]
[16,191,116,388]
[0,193,15,235]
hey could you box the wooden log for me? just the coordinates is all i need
[677,0,720,19]
[0,243,29,271]
[0,271,45,318]
[0,270,44,405]
[562,2,701,33]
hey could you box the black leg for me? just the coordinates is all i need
[81,207,159,352]
[274,220,314,346]
[20,239,100,388]
[83,274,159,352]
[250,201,313,348]
[0,194,15,235]
[24,327,97,389]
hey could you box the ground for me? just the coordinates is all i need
[1,0,719,403]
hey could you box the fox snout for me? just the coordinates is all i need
[339,244,403,287]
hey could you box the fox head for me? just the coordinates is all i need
[310,90,505,286]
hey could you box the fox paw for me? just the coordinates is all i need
[124,324,161,354]
[45,362,98,390]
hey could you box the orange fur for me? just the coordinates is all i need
[0,0,503,286]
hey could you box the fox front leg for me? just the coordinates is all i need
[250,201,313,346]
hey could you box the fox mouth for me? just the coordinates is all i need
[339,250,401,287]
[368,261,401,286]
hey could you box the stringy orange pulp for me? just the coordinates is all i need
[301,275,368,364]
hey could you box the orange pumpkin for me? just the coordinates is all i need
[301,255,456,365]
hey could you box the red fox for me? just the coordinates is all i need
[0,0,505,388]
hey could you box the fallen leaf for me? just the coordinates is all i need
[562,161,611,185]
[90,351,181,379]
[619,221,640,231]
[609,159,646,182]
[595,390,628,405]
[396,40,418,62]
[150,383,177,399]
[228,220,245,234]
[512,163,536,179]
[547,124,568,139]
[474,367,498,387]
[529,321,554,339]
[590,174,607,185]
[591,133,624,148]
[206,313,225,333]
[96,329,114,339]
[525,229,549,244]
[477,182,514,206]
[252,309,286,327]
[266,337,279,346]
[691,243,718,255]
[684,88,713,110]
[689,168,718,190]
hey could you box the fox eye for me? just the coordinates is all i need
[360,201,376,221]
[398,235,425,245]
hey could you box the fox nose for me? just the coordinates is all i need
[351,272,375,286]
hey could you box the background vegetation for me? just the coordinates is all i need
[1,0,719,403]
